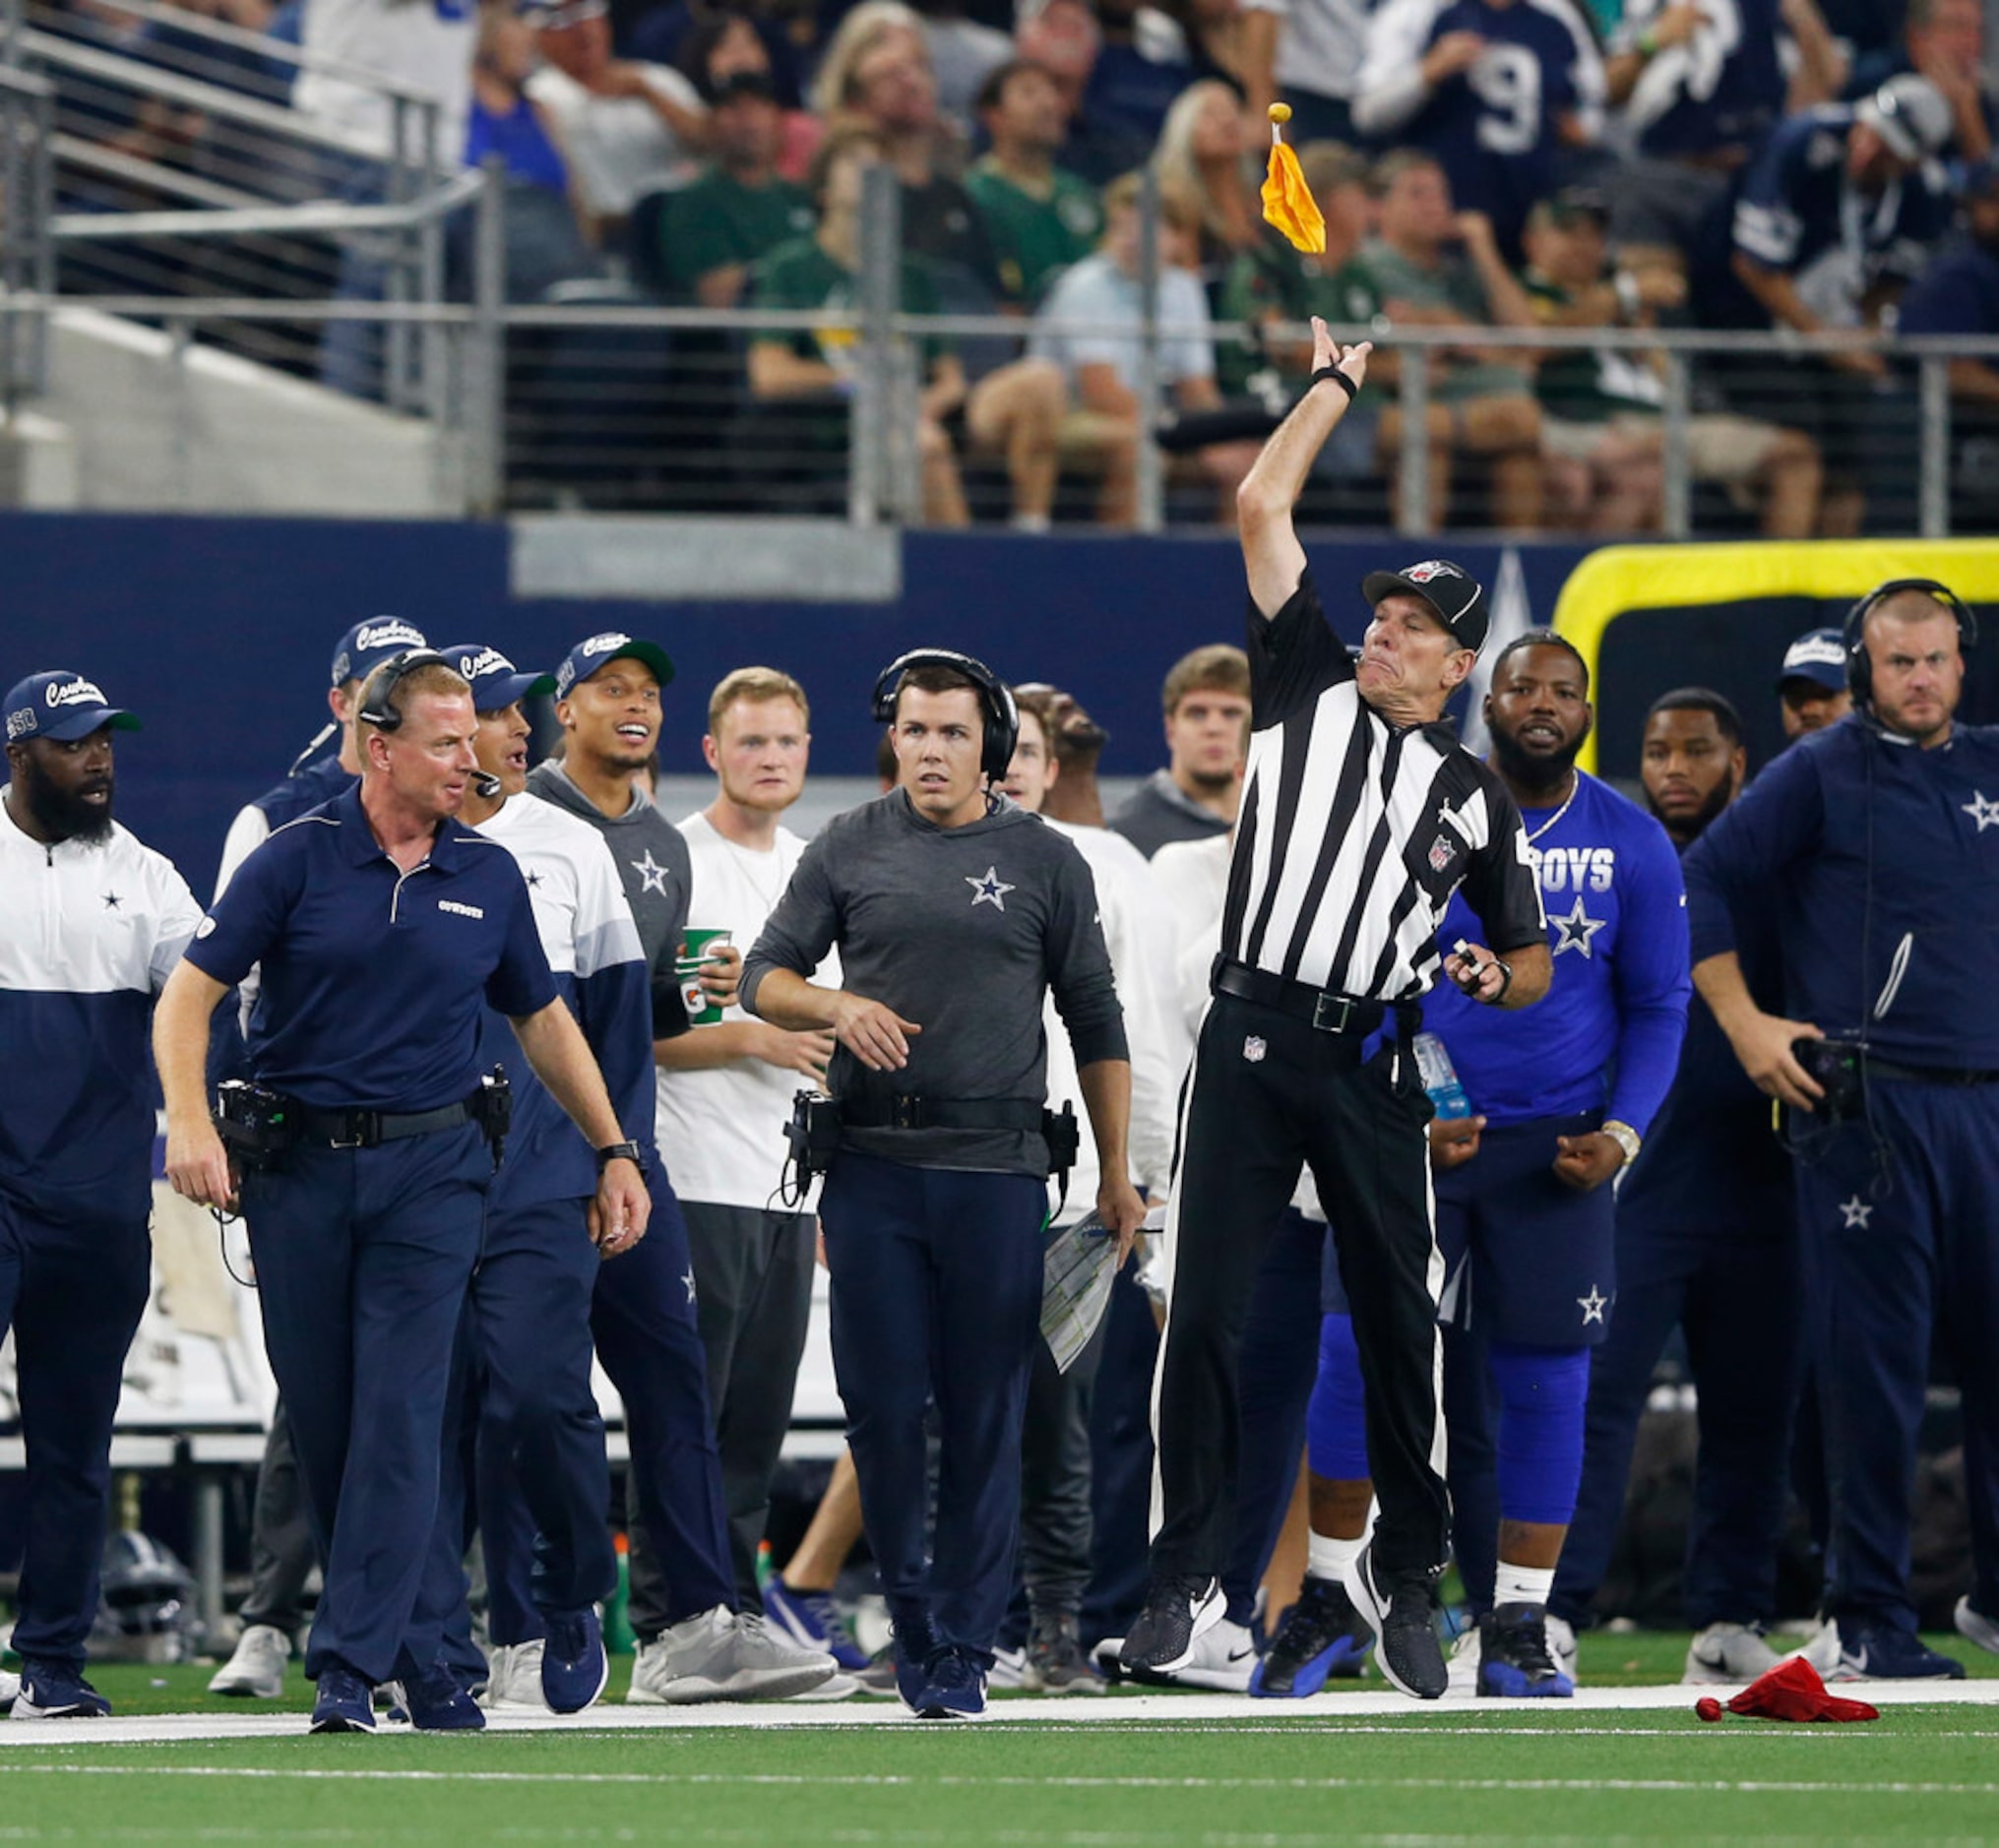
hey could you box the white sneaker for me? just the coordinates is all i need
[986,1645,1029,1690]
[479,1639,546,1709]
[1125,1618,1259,1693]
[626,1607,837,1704]
[1684,1622,1782,1686]
[1784,1617,1843,1677]
[1544,1612,1580,1686]
[0,1669,19,1713]
[1446,1625,1481,1693]
[1956,1596,1999,1657]
[207,1624,290,1699]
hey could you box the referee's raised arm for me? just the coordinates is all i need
[1237,320,1373,618]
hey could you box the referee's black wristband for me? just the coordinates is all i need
[1309,364,1359,400]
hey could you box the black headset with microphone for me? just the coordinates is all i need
[356,649,504,796]
[871,648,1020,784]
[1843,577,1978,706]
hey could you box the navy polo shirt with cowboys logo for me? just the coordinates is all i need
[184,782,557,1113]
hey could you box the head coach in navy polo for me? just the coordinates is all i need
[152,649,651,1734]
[741,649,1147,1719]
[1119,321,1551,1702]
[1,671,201,1720]
[1684,577,1999,1681]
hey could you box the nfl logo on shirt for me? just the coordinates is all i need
[1243,1036,1267,1064]
[1428,834,1456,873]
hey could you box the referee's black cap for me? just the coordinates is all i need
[1361,559,1488,651]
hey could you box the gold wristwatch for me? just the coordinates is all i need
[1601,1120,1642,1167]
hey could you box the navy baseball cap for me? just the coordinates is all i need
[1777,627,1848,693]
[4,670,142,745]
[442,642,557,712]
[553,632,676,701]
[332,617,429,689]
[1361,558,1489,651]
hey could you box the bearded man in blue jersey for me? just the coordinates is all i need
[1257,632,1689,1700]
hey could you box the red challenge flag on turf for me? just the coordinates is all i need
[1261,103,1325,255]
[1694,1656,1880,1724]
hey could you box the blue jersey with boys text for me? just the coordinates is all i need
[1423,769,1690,1128]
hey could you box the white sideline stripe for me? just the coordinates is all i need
[0,1681,1993,1749]
[5,1764,1999,1797]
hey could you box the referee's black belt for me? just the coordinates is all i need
[1212,957,1407,1039]
[284,1095,480,1149]
[1865,1057,1999,1087]
[840,1095,1046,1133]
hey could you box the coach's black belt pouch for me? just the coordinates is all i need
[1212,957,1390,1038]
[841,1094,1047,1133]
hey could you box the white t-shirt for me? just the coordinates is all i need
[294,0,477,163]
[1031,252,1218,395]
[1039,820,1182,1224]
[477,791,641,982]
[1240,0,1374,102]
[655,812,838,1211]
[525,62,705,217]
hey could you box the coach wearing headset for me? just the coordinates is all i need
[1684,578,1999,1683]
[741,650,1146,1721]
[153,650,650,1735]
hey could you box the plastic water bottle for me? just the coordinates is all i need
[1412,1031,1472,1120]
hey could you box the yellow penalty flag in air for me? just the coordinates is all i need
[1261,103,1325,255]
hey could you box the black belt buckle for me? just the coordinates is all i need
[329,1111,377,1150]
[1311,991,1355,1034]
[890,1094,922,1131]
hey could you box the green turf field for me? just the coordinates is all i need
[0,1640,1992,1845]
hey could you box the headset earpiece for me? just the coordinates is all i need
[357,649,453,733]
[1843,577,1977,706]
[872,648,1020,784]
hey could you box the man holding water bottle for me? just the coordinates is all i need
[1120,324,1551,1703]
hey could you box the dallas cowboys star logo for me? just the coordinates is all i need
[682,1268,698,1305]
[1839,1196,1873,1229]
[524,869,541,888]
[967,866,1015,911]
[1964,791,1999,832]
[1577,1285,1607,1325]
[1551,895,1607,958]
[631,850,672,896]
[101,891,122,910]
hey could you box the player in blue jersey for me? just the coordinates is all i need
[1257,633,1688,1700]
[206,615,431,1705]
[1354,0,1606,259]
[1,670,201,1720]
[1550,689,1810,1686]
[1685,578,1999,1679]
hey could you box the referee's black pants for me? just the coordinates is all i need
[1152,991,1450,1588]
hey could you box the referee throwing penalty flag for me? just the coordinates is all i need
[1121,321,1551,1699]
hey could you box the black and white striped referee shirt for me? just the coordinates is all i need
[1222,571,1546,1002]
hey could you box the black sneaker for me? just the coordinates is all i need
[1023,1612,1104,1694]
[1477,1603,1575,1698]
[1251,1573,1372,1698]
[1119,1574,1222,1674]
[1345,1546,1446,1700]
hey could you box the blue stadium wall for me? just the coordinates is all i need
[0,514,1592,888]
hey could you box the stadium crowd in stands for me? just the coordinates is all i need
[30,0,1999,533]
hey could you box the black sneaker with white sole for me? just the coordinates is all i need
[1345,1546,1447,1700]
[1118,1574,1222,1674]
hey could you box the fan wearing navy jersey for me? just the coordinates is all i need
[1354,0,1606,258]
[1,670,201,1721]
[1549,688,1807,1689]
[155,650,650,1736]
[206,615,428,1707]
[398,644,663,1720]
[1121,321,1550,1704]
[1260,634,1688,1701]
[1685,579,1999,1680]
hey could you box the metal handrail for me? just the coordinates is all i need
[51,166,486,241]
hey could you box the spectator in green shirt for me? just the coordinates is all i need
[1361,148,1546,530]
[1520,189,1822,536]
[966,60,1105,308]
[659,72,816,306]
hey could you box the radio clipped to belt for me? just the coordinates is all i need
[781,1089,1083,1207]
[473,1066,513,1170]
[213,1079,296,1173]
